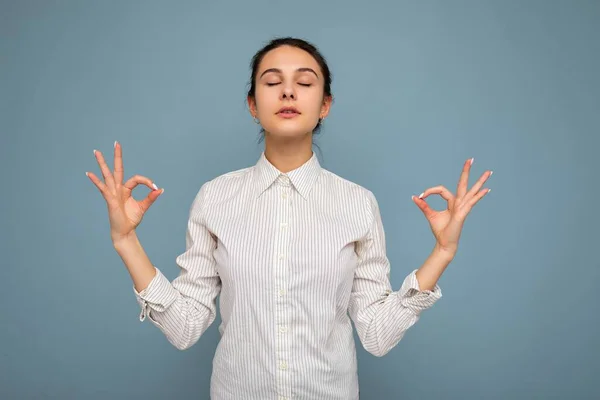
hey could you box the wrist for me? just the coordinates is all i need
[112,232,139,250]
[434,243,456,261]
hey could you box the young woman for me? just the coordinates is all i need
[87,37,492,400]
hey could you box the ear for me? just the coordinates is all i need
[247,96,257,117]
[320,95,333,119]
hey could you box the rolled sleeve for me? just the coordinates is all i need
[133,266,179,322]
[348,190,443,357]
[131,182,222,350]
[398,269,442,315]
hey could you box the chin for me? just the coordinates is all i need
[264,123,313,138]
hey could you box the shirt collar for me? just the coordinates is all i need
[253,151,322,201]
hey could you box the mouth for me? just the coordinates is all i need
[277,106,301,118]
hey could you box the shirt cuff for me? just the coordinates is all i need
[132,266,178,321]
[398,269,442,314]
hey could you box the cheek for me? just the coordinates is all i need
[305,96,325,116]
[254,89,278,110]
[306,90,326,109]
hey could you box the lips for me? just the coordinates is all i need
[277,106,300,115]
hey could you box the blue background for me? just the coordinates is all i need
[1,0,599,398]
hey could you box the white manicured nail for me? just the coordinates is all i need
[470,157,474,165]
[93,149,97,156]
[419,192,424,199]
[152,183,158,190]
[114,141,117,148]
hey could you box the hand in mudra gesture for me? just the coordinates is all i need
[413,158,492,256]
[86,141,163,243]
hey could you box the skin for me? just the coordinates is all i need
[412,158,492,290]
[86,46,493,293]
[247,45,332,173]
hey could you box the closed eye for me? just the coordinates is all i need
[266,83,312,87]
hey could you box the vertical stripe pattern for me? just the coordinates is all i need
[133,151,442,399]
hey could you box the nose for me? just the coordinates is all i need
[280,83,295,100]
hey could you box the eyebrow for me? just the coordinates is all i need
[259,67,319,80]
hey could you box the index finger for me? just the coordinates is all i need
[114,141,123,185]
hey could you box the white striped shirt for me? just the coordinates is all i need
[133,151,442,399]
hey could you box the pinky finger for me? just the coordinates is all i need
[86,171,110,196]
[466,188,491,208]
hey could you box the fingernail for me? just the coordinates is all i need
[114,141,118,148]
[152,183,158,190]
[490,170,493,176]
[93,149,97,156]
[419,192,424,199]
[85,172,89,177]
[470,157,474,165]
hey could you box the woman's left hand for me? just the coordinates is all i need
[412,158,492,257]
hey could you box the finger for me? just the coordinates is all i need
[123,174,159,193]
[419,185,455,209]
[465,188,491,209]
[86,171,112,200]
[465,170,493,200]
[138,188,164,214]
[94,149,116,190]
[412,195,436,219]
[114,141,124,186]
[456,158,473,199]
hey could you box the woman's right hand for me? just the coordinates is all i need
[86,141,163,244]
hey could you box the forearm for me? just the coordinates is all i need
[113,232,157,293]
[114,233,219,350]
[415,244,454,291]
[132,271,218,351]
[352,266,443,357]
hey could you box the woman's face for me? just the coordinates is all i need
[248,45,331,139]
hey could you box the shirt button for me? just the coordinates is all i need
[279,325,288,333]
[280,222,288,229]
[279,361,288,370]
[281,192,288,199]
[278,289,286,297]
[278,253,285,260]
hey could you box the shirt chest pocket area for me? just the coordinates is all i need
[287,220,360,284]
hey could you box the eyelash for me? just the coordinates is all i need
[266,83,312,87]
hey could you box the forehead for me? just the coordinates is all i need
[258,45,321,74]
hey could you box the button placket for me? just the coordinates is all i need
[274,174,292,396]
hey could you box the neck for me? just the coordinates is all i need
[264,132,314,173]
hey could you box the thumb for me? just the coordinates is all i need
[139,188,164,213]
[412,195,434,219]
